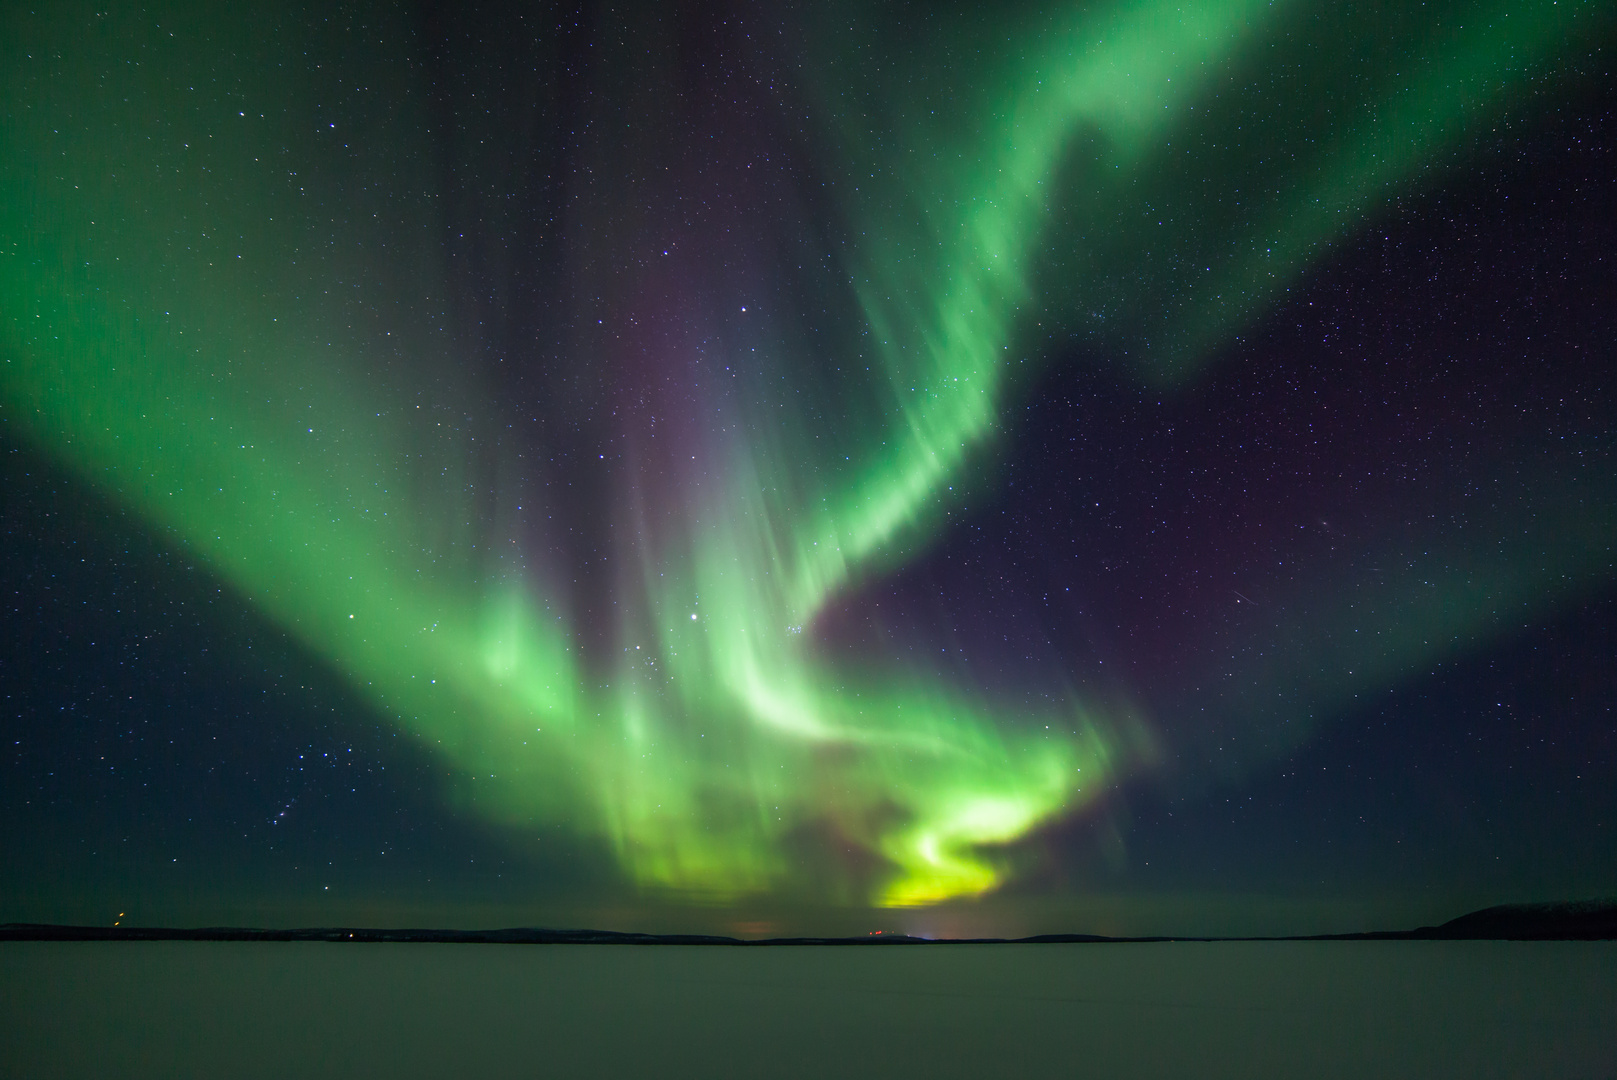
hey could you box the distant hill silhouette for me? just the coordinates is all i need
[1399,900,1617,941]
[3,900,1612,944]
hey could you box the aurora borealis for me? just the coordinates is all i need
[3,0,1615,933]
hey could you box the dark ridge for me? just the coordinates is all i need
[1408,900,1617,941]
[2,901,1612,945]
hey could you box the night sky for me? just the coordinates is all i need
[3,0,1614,938]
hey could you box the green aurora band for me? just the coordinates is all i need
[2,0,1610,907]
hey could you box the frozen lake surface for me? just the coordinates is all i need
[4,940,1614,1078]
